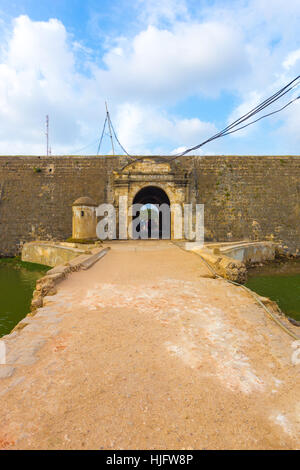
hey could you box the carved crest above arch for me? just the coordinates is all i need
[113,157,190,187]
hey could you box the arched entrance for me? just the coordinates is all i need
[132,186,171,239]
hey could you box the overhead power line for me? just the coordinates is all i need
[97,115,108,155]
[108,115,133,158]
[170,74,300,160]
[114,74,300,166]
[70,139,100,155]
[71,75,300,160]
[215,95,300,138]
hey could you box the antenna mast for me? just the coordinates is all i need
[105,102,115,156]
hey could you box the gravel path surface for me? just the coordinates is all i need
[0,241,299,449]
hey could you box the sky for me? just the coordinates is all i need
[0,0,299,156]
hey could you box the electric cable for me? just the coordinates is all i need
[169,75,300,160]
[69,139,100,155]
[217,95,300,138]
[97,115,108,155]
[107,114,135,159]
[73,75,300,163]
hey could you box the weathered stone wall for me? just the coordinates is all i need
[21,241,92,267]
[191,156,300,254]
[0,155,299,256]
[0,155,126,256]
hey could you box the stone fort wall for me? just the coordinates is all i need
[193,155,300,254]
[0,155,299,256]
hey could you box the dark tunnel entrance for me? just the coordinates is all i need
[132,186,171,239]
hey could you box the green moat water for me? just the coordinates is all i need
[0,259,49,338]
[246,259,300,322]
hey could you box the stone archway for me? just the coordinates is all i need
[113,157,191,240]
[132,186,171,239]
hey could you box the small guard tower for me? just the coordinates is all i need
[72,197,97,241]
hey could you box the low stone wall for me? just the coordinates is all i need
[210,241,277,264]
[192,247,247,283]
[191,241,277,283]
[21,241,97,267]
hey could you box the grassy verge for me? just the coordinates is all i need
[65,237,101,244]
[0,257,51,272]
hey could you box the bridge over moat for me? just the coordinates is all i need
[1,240,300,449]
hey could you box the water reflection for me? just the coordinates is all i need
[0,263,46,338]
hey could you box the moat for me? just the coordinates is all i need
[0,259,48,338]
[246,258,300,321]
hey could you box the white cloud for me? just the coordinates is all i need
[98,21,248,103]
[276,100,300,150]
[0,1,300,155]
[0,14,220,155]
[136,0,189,25]
[115,103,217,154]
[7,16,73,74]
[225,91,263,138]
[0,15,104,154]
[283,49,300,70]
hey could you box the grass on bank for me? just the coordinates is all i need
[0,257,51,272]
[65,237,101,244]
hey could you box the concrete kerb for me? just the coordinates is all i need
[81,248,110,270]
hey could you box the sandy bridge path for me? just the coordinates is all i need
[0,241,299,450]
